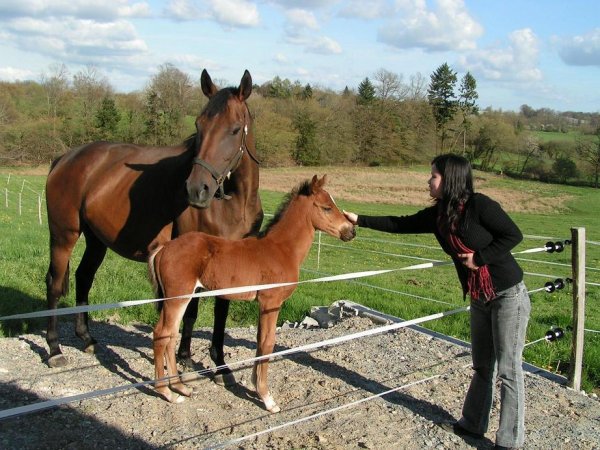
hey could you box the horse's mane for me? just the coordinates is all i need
[258,180,311,238]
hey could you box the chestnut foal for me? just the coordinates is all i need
[148,175,355,412]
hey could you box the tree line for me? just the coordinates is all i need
[1,62,599,187]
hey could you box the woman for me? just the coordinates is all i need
[344,154,530,450]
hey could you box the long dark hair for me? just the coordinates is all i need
[432,153,474,231]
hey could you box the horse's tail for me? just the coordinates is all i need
[148,244,165,311]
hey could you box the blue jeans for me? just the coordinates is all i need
[458,281,531,447]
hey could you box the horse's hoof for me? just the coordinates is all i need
[84,344,96,354]
[263,393,280,413]
[172,384,193,397]
[47,354,68,368]
[268,404,281,413]
[156,389,185,404]
[214,372,236,386]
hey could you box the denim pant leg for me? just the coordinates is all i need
[493,282,531,447]
[459,281,531,447]
[458,295,496,435]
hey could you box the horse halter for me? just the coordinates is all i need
[192,124,257,200]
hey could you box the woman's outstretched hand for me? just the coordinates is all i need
[343,210,358,225]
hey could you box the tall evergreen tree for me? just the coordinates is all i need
[357,77,376,105]
[428,63,457,152]
[457,71,479,154]
[95,96,121,140]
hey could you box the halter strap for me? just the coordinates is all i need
[192,125,250,200]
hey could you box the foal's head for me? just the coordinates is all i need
[186,69,253,208]
[308,175,355,242]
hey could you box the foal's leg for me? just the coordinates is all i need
[252,298,281,413]
[210,297,236,386]
[74,230,107,354]
[46,232,79,368]
[178,297,198,371]
[154,299,192,402]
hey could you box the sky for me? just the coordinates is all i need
[0,0,599,113]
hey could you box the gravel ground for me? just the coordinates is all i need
[0,305,599,450]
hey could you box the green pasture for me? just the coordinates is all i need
[0,168,599,392]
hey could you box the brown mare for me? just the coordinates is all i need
[45,70,263,378]
[148,175,355,411]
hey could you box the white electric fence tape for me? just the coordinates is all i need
[0,305,468,420]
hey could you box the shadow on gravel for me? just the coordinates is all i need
[0,382,159,450]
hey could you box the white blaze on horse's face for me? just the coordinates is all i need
[329,193,337,206]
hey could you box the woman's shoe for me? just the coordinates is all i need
[437,421,484,439]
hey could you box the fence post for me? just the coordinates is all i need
[568,227,586,391]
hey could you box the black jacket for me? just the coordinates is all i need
[357,193,524,298]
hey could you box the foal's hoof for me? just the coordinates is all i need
[214,371,236,387]
[84,343,96,354]
[263,395,281,413]
[156,389,186,404]
[47,354,69,368]
[172,384,193,397]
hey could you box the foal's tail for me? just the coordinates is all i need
[147,244,165,311]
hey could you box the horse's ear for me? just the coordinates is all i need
[201,69,219,98]
[238,70,252,101]
[310,174,326,193]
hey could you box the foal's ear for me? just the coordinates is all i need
[201,69,219,98]
[310,174,326,193]
[238,70,252,101]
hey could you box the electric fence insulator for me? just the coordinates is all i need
[545,327,565,342]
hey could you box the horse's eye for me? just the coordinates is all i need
[321,206,332,213]
[232,126,241,135]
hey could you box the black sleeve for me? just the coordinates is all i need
[357,206,438,234]
[473,197,523,266]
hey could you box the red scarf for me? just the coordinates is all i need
[438,206,496,301]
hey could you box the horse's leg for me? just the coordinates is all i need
[177,297,198,372]
[210,297,236,386]
[153,307,185,403]
[46,233,79,368]
[252,297,281,413]
[155,297,192,402]
[74,230,107,353]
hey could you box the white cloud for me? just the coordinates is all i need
[0,66,35,82]
[274,53,288,64]
[378,0,483,52]
[6,16,148,64]
[164,0,259,27]
[307,36,342,54]
[338,0,389,20]
[0,0,151,21]
[286,9,318,29]
[209,0,260,28]
[459,28,542,82]
[558,28,600,67]
[267,0,337,9]
[164,0,204,20]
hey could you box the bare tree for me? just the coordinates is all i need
[73,66,113,140]
[145,63,193,144]
[373,68,405,101]
[407,72,428,100]
[576,127,600,187]
[40,63,69,136]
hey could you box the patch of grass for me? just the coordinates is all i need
[0,167,598,392]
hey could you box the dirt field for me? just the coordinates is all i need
[1,306,598,450]
[260,166,573,214]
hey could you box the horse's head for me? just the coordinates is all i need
[186,69,254,209]
[309,175,356,242]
